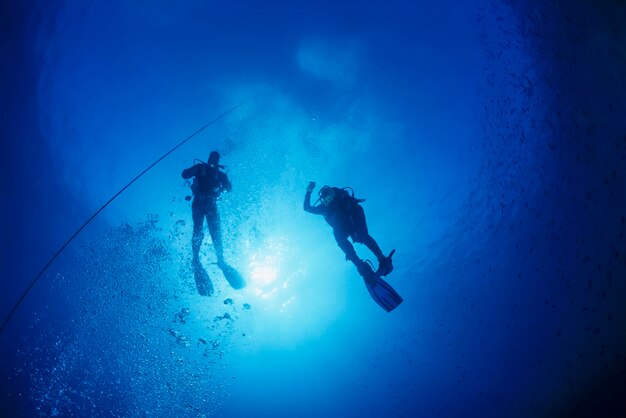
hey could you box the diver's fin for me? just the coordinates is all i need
[364,276,403,312]
[193,261,214,296]
[217,261,246,289]
[358,260,402,312]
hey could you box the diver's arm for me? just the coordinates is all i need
[181,164,198,180]
[303,182,324,215]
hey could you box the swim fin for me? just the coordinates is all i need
[217,261,246,290]
[364,275,403,312]
[357,260,402,312]
[193,261,214,296]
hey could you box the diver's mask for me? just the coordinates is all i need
[319,186,336,205]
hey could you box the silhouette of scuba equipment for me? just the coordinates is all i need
[314,185,364,207]
[184,158,228,201]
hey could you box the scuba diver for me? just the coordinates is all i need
[304,182,394,276]
[181,151,245,294]
[304,181,402,311]
[182,151,231,264]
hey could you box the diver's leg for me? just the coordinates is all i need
[362,234,393,276]
[359,234,385,260]
[206,202,224,264]
[351,205,392,275]
[334,229,358,262]
[191,200,205,262]
[334,229,372,278]
[350,205,384,258]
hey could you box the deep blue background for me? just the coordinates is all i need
[2,1,625,417]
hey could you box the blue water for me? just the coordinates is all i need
[2,1,625,417]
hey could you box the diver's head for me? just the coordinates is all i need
[208,151,220,167]
[318,186,336,205]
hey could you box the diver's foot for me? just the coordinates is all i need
[356,260,379,286]
[353,259,374,280]
[376,250,395,276]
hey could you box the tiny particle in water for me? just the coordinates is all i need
[174,307,190,323]
[243,303,251,310]
[223,298,234,305]
[215,313,232,321]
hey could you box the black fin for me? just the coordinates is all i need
[217,262,246,289]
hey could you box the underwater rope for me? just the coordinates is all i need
[0,100,248,334]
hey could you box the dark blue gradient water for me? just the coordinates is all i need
[2,1,625,417]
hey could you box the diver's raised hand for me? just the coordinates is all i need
[306,181,316,192]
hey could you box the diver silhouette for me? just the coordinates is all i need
[303,181,401,311]
[303,182,394,277]
[181,151,244,293]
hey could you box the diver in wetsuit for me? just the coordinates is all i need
[181,151,245,294]
[303,181,394,279]
[182,151,232,265]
